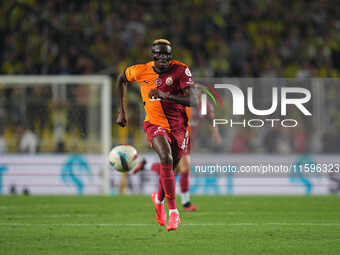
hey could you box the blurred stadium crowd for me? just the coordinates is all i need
[0,0,340,154]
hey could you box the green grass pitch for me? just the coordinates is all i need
[1,195,340,255]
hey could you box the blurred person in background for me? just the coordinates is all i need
[232,128,254,153]
[16,122,39,154]
[51,99,68,153]
[0,125,7,154]
[263,124,293,154]
[179,84,222,210]
[26,87,51,135]
[152,83,222,211]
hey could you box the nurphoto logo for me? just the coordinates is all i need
[200,84,312,128]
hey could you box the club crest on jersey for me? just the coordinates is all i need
[166,76,173,86]
[156,78,162,87]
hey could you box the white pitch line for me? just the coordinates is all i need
[229,223,257,226]
[0,205,50,210]
[0,222,340,227]
[187,212,245,216]
[0,223,152,227]
[0,223,223,227]
[7,214,94,218]
[266,223,340,226]
[182,223,226,226]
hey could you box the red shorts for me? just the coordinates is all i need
[143,121,189,161]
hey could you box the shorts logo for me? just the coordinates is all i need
[153,126,165,136]
[166,76,173,86]
[156,78,162,87]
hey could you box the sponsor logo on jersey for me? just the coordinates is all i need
[156,78,162,87]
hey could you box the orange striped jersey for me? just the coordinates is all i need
[124,60,194,131]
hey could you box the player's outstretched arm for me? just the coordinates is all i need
[148,87,199,107]
[115,72,128,127]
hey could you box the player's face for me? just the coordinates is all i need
[153,52,170,69]
[152,44,171,71]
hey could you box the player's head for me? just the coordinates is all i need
[152,39,172,72]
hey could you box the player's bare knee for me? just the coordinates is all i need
[179,161,190,172]
[179,156,190,172]
[159,152,173,165]
[180,165,190,173]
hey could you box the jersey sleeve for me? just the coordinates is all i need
[179,66,194,90]
[124,65,138,82]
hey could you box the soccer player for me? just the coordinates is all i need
[151,84,222,211]
[115,39,198,231]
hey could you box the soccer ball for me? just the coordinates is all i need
[108,145,139,173]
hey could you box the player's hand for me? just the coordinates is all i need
[116,110,127,127]
[148,89,170,100]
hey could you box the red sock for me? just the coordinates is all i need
[180,171,189,193]
[157,177,164,201]
[151,162,161,175]
[160,163,176,209]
